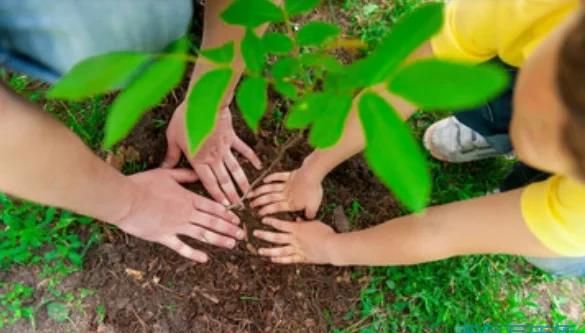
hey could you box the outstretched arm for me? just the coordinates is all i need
[254,188,557,266]
[249,43,433,217]
[0,84,244,262]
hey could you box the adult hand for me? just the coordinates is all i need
[248,168,323,218]
[253,217,338,264]
[116,168,245,263]
[163,104,262,206]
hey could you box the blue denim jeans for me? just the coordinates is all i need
[0,0,193,83]
[454,60,585,277]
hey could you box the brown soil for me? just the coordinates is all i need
[78,78,402,333]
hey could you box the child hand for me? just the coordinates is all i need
[248,169,323,218]
[253,217,338,264]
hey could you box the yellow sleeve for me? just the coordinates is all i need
[431,0,578,67]
[522,176,585,256]
[430,0,498,64]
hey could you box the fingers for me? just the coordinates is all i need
[248,183,286,198]
[211,162,241,205]
[224,152,250,195]
[181,224,237,249]
[263,172,291,183]
[250,193,286,208]
[258,246,296,257]
[191,210,245,240]
[194,165,230,206]
[161,141,182,169]
[258,201,291,216]
[271,255,304,264]
[193,195,240,225]
[253,230,293,245]
[166,169,198,183]
[233,137,262,170]
[262,217,296,232]
[160,236,208,263]
[305,201,319,219]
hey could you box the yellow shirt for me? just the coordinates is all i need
[432,0,585,256]
[432,0,577,67]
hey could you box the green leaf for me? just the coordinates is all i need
[358,92,430,212]
[285,0,321,16]
[241,29,265,73]
[273,80,298,99]
[221,0,284,28]
[186,68,233,154]
[299,53,343,72]
[263,32,294,54]
[236,77,268,131]
[346,2,444,88]
[47,302,69,322]
[286,93,327,129]
[47,52,150,100]
[103,38,189,148]
[308,94,353,148]
[201,42,235,64]
[271,57,300,79]
[286,92,352,147]
[297,22,340,47]
[389,59,510,110]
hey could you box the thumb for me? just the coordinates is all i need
[305,201,320,220]
[162,141,182,168]
[166,168,198,183]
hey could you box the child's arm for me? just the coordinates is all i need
[253,188,557,265]
[248,44,432,217]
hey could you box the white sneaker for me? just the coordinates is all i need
[423,116,501,163]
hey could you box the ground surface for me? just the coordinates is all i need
[2,1,585,333]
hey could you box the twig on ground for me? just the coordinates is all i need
[227,131,304,210]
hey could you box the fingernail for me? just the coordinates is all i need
[253,230,260,237]
[199,255,209,263]
[227,239,236,248]
[258,249,265,255]
[222,199,230,206]
[262,218,271,224]
[237,230,245,239]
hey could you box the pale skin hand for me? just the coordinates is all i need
[248,169,323,218]
[162,0,269,205]
[255,190,558,266]
[164,104,262,206]
[119,168,245,263]
[254,217,336,264]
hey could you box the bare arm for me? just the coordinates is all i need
[0,84,133,222]
[254,189,558,266]
[249,43,432,217]
[0,84,244,262]
[164,0,275,205]
[302,42,434,179]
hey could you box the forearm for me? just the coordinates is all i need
[301,85,417,179]
[327,189,556,266]
[0,87,135,224]
[301,42,434,179]
[188,0,273,103]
